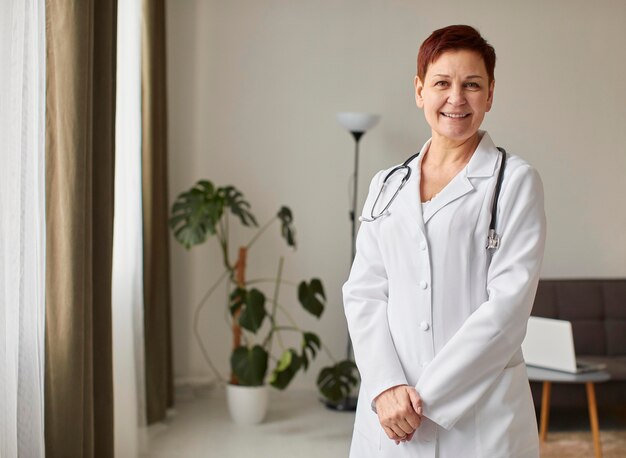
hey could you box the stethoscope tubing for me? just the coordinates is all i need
[359,148,507,250]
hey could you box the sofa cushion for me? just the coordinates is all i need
[603,281,626,356]
[532,279,626,357]
[571,321,606,355]
[556,281,604,320]
[606,322,626,356]
[533,281,558,317]
[603,281,626,319]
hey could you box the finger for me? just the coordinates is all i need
[383,426,402,441]
[408,388,422,414]
[396,418,415,435]
[389,423,408,439]
[382,418,406,441]
[406,413,421,430]
[405,431,415,442]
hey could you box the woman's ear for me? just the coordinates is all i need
[414,76,425,109]
[486,79,495,112]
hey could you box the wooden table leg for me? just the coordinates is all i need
[539,381,551,443]
[585,382,602,458]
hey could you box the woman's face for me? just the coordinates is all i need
[414,49,494,144]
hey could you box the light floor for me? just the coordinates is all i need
[143,385,626,458]
[142,385,354,458]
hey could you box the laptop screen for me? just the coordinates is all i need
[522,317,578,373]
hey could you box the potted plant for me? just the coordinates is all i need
[169,180,358,424]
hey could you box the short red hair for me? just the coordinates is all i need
[417,25,496,83]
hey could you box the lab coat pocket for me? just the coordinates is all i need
[476,361,539,457]
[354,424,382,452]
[353,391,382,451]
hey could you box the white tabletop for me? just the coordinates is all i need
[526,365,611,383]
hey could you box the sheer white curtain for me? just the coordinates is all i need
[0,0,46,457]
[113,0,147,455]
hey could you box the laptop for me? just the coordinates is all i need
[522,316,606,374]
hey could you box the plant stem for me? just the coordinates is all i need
[275,303,336,362]
[319,342,338,364]
[231,247,247,384]
[225,208,230,244]
[192,269,230,384]
[246,216,277,249]
[246,278,298,287]
[276,303,300,328]
[272,325,300,332]
[276,332,286,352]
[217,217,232,270]
[266,257,284,357]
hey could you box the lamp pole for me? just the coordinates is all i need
[350,131,364,262]
[332,113,380,411]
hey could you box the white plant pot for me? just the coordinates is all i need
[226,383,269,425]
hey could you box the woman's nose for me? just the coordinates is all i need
[447,85,466,106]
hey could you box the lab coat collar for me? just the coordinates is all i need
[466,131,500,178]
[410,131,500,225]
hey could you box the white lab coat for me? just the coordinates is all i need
[343,131,546,457]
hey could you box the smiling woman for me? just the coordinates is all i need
[415,50,493,150]
[343,25,546,458]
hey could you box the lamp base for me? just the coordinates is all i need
[323,395,358,412]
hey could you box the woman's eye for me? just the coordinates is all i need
[435,81,448,87]
[465,82,480,89]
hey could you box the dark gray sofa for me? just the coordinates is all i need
[529,279,626,409]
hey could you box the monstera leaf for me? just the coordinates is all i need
[231,345,268,386]
[317,360,359,403]
[277,206,296,248]
[229,288,267,333]
[298,279,325,318]
[220,186,258,228]
[238,289,267,333]
[169,181,258,249]
[300,332,321,371]
[169,180,223,248]
[268,349,302,390]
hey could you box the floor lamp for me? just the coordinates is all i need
[330,112,380,411]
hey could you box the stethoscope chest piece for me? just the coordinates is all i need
[486,229,500,250]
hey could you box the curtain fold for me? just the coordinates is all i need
[113,0,145,455]
[141,0,174,424]
[45,0,117,456]
[0,0,46,456]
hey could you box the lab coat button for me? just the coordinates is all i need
[419,241,427,250]
[420,321,430,331]
[419,280,428,289]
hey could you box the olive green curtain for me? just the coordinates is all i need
[141,0,174,424]
[45,0,117,456]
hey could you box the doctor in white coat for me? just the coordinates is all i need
[343,25,546,457]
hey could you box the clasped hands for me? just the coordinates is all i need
[374,384,423,445]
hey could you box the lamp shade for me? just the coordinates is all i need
[336,112,380,133]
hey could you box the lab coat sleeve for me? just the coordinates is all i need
[416,164,547,430]
[343,170,409,408]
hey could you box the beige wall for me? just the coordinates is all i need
[166,0,626,387]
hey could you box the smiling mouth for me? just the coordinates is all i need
[441,112,470,118]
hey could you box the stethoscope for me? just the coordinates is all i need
[359,147,508,251]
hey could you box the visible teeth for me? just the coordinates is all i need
[442,113,469,118]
